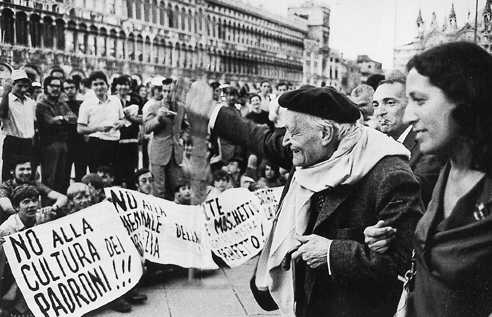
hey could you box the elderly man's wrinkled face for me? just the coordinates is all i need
[373,82,408,139]
[282,110,331,167]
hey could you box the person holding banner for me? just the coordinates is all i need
[184,81,423,316]
[0,185,42,317]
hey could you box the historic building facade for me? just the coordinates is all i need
[393,2,492,72]
[0,0,320,86]
[0,0,361,91]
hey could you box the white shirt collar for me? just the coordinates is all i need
[397,125,413,143]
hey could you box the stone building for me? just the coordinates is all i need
[355,54,383,83]
[0,0,340,87]
[393,2,492,72]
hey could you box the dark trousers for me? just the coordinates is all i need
[2,135,34,181]
[115,142,139,188]
[66,137,88,181]
[141,139,149,169]
[40,141,69,194]
[87,137,118,174]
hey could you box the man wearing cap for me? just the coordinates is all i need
[0,69,36,182]
[143,77,186,199]
[185,82,422,316]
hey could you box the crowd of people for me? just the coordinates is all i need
[0,40,491,317]
[0,65,293,316]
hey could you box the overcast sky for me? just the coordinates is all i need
[247,0,484,69]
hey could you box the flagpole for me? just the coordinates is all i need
[475,0,479,43]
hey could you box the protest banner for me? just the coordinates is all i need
[203,187,282,267]
[2,186,283,317]
[104,187,218,270]
[2,202,143,317]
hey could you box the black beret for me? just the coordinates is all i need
[278,86,360,123]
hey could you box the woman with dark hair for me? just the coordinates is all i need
[364,41,492,316]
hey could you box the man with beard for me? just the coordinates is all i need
[0,160,67,224]
[373,78,443,205]
[185,82,422,316]
[36,76,77,193]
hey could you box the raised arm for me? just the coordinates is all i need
[212,107,292,170]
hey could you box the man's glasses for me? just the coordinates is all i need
[63,86,76,90]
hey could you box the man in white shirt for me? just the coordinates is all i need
[0,70,36,181]
[77,71,126,174]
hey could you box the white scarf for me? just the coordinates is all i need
[255,125,410,316]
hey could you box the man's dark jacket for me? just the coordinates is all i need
[402,129,443,206]
[213,107,423,317]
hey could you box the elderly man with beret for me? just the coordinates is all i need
[185,82,423,317]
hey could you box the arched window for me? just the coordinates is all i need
[144,36,151,63]
[143,0,150,22]
[128,33,135,60]
[98,28,107,57]
[159,2,165,25]
[181,8,186,30]
[1,9,14,44]
[15,12,28,46]
[109,29,117,58]
[188,9,192,32]
[136,34,143,62]
[30,14,42,47]
[198,8,203,31]
[168,4,175,28]
[78,24,88,54]
[135,0,142,20]
[88,25,98,55]
[211,16,216,38]
[55,19,65,50]
[43,16,54,48]
[152,0,157,24]
[117,31,125,59]
[127,0,134,18]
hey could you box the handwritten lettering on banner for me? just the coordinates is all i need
[105,187,217,270]
[2,202,143,317]
[203,187,282,267]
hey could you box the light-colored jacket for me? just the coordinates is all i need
[143,98,185,166]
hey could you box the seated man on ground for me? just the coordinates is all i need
[65,183,93,214]
[173,181,192,205]
[81,173,106,204]
[0,160,67,224]
[0,185,42,317]
[135,168,154,196]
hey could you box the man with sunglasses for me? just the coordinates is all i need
[0,70,36,182]
[36,76,77,193]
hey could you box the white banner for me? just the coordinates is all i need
[203,187,282,267]
[3,186,283,317]
[104,187,218,270]
[2,202,143,317]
